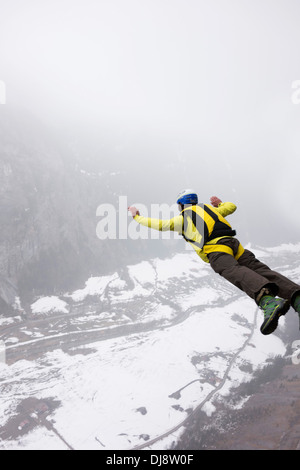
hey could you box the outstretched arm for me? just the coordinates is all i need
[210,196,236,217]
[128,206,183,233]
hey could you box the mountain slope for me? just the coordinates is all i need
[1,244,299,450]
[0,109,146,311]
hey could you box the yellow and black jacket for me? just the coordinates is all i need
[134,201,244,263]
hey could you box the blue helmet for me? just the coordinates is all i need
[177,189,198,205]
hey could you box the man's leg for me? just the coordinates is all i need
[238,249,300,303]
[208,250,277,301]
[208,239,290,335]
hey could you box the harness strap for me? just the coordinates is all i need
[201,204,236,241]
[181,204,236,248]
[203,242,245,260]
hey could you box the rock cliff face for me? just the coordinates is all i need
[175,359,300,450]
[0,108,133,312]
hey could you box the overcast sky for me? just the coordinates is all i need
[1,0,300,245]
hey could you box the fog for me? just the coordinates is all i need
[1,0,300,245]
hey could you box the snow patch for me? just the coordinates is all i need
[31,297,68,314]
[70,274,117,302]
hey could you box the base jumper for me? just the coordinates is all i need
[128,189,300,335]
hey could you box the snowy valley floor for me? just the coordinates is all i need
[0,244,300,450]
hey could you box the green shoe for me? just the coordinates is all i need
[259,295,290,335]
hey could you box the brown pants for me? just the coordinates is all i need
[208,238,300,304]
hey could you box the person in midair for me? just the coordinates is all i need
[128,189,300,335]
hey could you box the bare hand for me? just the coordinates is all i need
[128,206,140,218]
[210,196,222,207]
